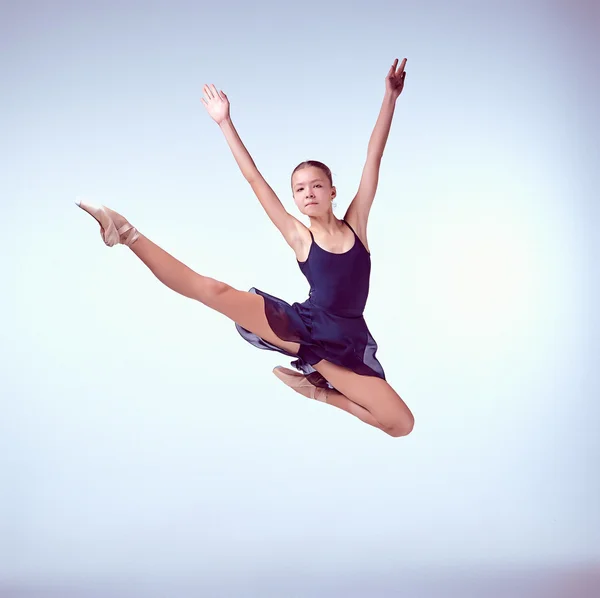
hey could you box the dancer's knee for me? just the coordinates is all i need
[197,276,231,306]
[383,411,415,438]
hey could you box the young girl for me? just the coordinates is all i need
[76,58,414,437]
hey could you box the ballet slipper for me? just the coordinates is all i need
[75,197,140,247]
[272,366,328,402]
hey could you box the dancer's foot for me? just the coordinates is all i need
[75,197,140,247]
[272,366,328,402]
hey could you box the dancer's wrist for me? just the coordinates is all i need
[218,116,233,129]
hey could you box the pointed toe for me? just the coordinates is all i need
[76,199,139,247]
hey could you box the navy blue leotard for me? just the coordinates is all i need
[235,219,386,390]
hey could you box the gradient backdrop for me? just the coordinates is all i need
[2,0,599,596]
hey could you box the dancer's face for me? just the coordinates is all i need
[291,166,336,216]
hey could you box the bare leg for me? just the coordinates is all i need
[129,234,216,301]
[74,201,294,353]
[313,360,414,437]
[273,367,388,432]
[126,234,301,354]
[319,388,388,431]
[74,195,299,354]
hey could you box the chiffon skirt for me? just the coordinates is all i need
[235,287,386,390]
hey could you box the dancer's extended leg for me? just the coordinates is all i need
[131,235,302,354]
[76,200,300,355]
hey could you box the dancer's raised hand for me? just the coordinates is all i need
[385,58,407,100]
[201,84,230,124]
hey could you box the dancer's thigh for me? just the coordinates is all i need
[202,279,300,355]
[312,359,414,435]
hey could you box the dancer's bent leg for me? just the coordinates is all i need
[313,360,414,437]
[273,367,387,432]
[319,388,387,431]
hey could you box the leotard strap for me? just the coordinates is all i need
[342,219,357,237]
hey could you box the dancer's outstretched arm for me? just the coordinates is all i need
[344,58,407,226]
[201,84,302,249]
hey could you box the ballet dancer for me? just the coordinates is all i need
[76,58,414,437]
